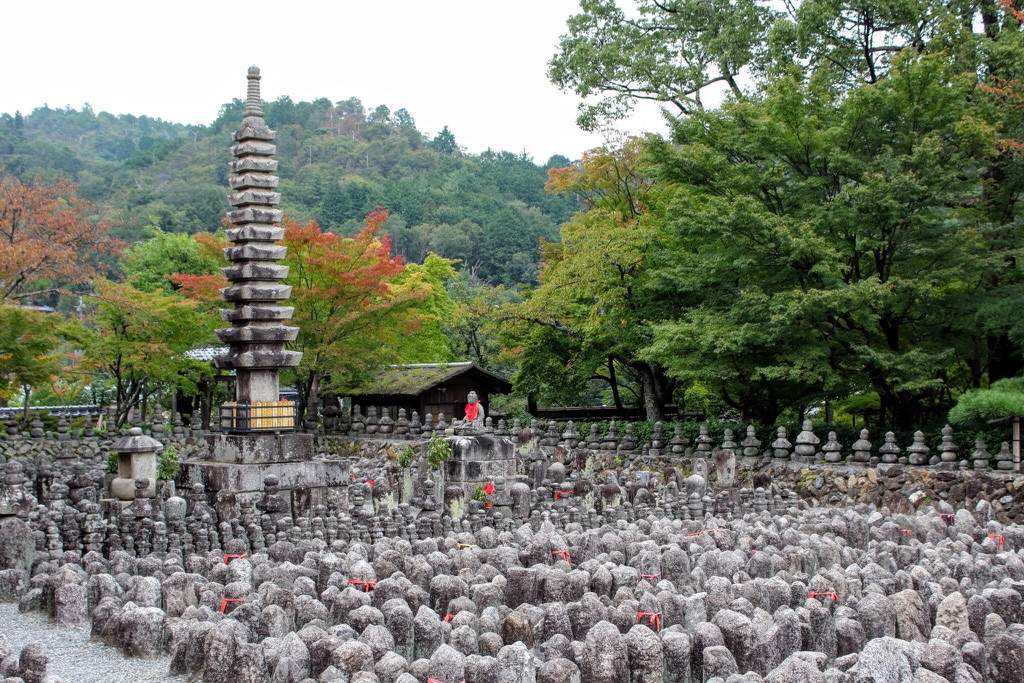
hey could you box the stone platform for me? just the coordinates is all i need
[444,433,517,496]
[179,432,348,499]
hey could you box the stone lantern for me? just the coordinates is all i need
[110,427,162,501]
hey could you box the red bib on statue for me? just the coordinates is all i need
[465,402,479,421]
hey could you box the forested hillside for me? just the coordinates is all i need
[0,97,574,286]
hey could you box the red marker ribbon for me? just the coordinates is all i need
[223,553,247,564]
[442,612,455,623]
[636,610,662,631]
[551,549,571,563]
[987,533,1005,549]
[554,490,572,501]
[218,597,245,614]
[640,573,659,581]
[899,528,913,537]
[807,591,839,601]
[348,578,377,592]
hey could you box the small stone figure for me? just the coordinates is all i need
[906,431,930,466]
[994,442,1014,470]
[695,423,713,457]
[394,408,409,436]
[771,427,791,460]
[741,425,761,458]
[850,429,872,465]
[669,422,688,455]
[794,420,819,463]
[378,410,394,435]
[648,421,665,456]
[364,406,380,435]
[938,424,958,466]
[350,405,365,434]
[601,420,619,451]
[878,432,900,464]
[461,390,485,431]
[560,421,579,448]
[619,423,638,452]
[972,438,990,470]
[822,431,843,463]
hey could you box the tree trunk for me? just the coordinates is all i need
[607,357,623,409]
[21,385,31,426]
[638,366,664,422]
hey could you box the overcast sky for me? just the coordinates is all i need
[1,0,668,161]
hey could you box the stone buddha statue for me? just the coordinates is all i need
[460,390,485,431]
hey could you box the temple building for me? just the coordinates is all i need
[344,362,511,421]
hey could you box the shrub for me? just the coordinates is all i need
[107,450,117,474]
[397,445,416,468]
[427,432,451,471]
[157,445,180,481]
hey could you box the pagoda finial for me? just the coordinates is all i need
[245,66,262,118]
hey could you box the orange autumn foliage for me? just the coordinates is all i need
[0,175,110,301]
[173,208,434,390]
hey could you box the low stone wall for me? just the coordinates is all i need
[735,459,1024,523]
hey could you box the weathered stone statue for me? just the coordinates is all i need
[459,390,485,430]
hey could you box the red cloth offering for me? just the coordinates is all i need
[464,401,479,421]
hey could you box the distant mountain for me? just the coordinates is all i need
[0,98,576,286]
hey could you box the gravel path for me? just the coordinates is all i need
[0,604,185,683]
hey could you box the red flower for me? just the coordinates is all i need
[483,482,496,496]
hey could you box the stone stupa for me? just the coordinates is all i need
[180,67,347,503]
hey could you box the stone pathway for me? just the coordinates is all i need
[0,604,184,683]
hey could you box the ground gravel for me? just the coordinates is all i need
[0,604,184,683]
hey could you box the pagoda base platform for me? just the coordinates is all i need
[179,432,349,500]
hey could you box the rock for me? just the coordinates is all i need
[703,645,739,679]
[987,632,1024,683]
[580,621,627,683]
[855,637,917,683]
[0,518,34,572]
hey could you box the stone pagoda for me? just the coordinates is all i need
[216,65,301,416]
[180,67,347,503]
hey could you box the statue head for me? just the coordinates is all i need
[467,390,479,405]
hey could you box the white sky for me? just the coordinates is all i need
[1,0,669,161]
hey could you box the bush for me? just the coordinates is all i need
[397,445,415,468]
[472,485,487,503]
[107,450,117,474]
[157,445,180,481]
[427,432,451,471]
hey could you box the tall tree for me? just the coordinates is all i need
[549,0,775,128]
[505,140,676,420]
[645,55,1010,427]
[122,229,221,293]
[0,304,63,416]
[75,279,215,425]
[0,175,109,302]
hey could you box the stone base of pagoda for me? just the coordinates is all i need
[204,431,314,464]
[179,432,348,502]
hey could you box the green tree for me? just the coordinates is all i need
[505,141,676,420]
[431,126,458,155]
[122,230,221,293]
[393,253,459,363]
[76,279,215,425]
[549,0,774,128]
[0,304,62,415]
[644,55,1007,427]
